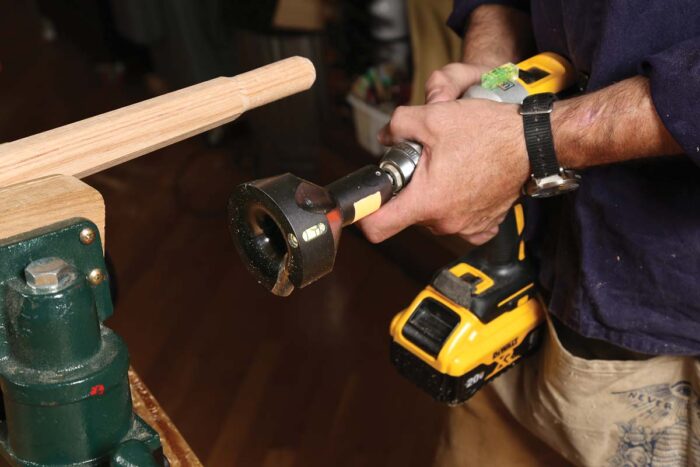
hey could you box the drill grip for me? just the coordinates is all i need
[478,203,525,267]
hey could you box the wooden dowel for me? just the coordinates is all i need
[0,56,316,188]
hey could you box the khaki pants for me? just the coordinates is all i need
[407,0,462,105]
[435,316,700,467]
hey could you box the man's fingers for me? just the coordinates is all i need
[357,185,423,243]
[377,105,430,147]
[455,210,508,245]
[458,227,500,245]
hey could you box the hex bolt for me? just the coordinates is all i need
[87,268,105,286]
[287,233,299,248]
[79,227,96,245]
[25,257,78,293]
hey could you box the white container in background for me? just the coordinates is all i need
[347,94,393,157]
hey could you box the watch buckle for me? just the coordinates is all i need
[525,169,580,198]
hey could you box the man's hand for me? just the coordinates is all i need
[424,63,490,104]
[357,4,535,245]
[423,2,537,105]
[362,76,683,246]
[362,98,529,245]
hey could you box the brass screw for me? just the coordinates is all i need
[87,268,105,286]
[79,228,96,245]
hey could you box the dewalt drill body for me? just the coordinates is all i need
[228,52,576,404]
[389,53,575,404]
[390,204,542,404]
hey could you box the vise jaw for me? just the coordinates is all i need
[0,218,164,467]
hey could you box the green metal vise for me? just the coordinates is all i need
[0,218,165,466]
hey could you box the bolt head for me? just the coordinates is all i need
[79,227,96,245]
[287,233,299,248]
[25,257,77,292]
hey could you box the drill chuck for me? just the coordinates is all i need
[379,141,422,192]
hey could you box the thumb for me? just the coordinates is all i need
[377,105,430,147]
[425,63,486,104]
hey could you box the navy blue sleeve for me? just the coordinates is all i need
[447,0,530,37]
[642,36,700,162]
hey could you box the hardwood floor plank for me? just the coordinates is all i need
[207,341,283,466]
[262,450,296,467]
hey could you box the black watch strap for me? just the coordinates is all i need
[521,93,560,179]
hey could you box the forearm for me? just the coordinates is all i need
[552,76,683,169]
[462,5,535,67]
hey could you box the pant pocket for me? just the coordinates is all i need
[543,312,670,376]
[520,314,694,467]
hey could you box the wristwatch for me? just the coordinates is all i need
[519,93,580,198]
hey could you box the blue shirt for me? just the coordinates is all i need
[448,0,700,355]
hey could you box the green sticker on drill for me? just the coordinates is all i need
[481,63,519,90]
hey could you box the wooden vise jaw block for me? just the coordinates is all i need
[0,175,105,247]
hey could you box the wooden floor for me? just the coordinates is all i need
[0,4,447,466]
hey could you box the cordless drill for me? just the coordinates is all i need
[390,53,575,404]
[228,52,575,403]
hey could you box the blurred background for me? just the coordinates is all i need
[0,0,468,465]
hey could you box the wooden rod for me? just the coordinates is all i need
[0,56,316,188]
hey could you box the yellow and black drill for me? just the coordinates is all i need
[228,52,575,404]
[389,200,542,404]
[390,52,575,404]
